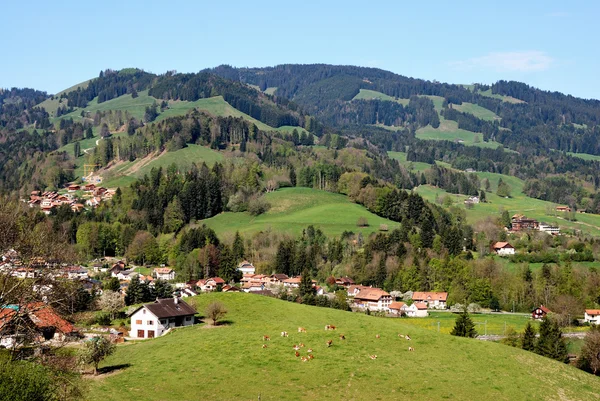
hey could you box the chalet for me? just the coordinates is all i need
[314,285,325,296]
[465,168,476,173]
[154,267,175,281]
[412,292,448,309]
[129,297,196,339]
[11,267,36,279]
[283,277,302,288]
[269,273,289,285]
[538,224,560,235]
[511,215,539,231]
[85,197,102,208]
[179,288,198,297]
[584,309,600,325]
[243,282,265,292]
[335,277,355,288]
[109,261,126,277]
[405,302,428,317]
[353,288,392,312]
[492,242,515,256]
[532,305,550,320]
[464,196,480,205]
[347,285,371,297]
[388,301,407,315]
[117,270,136,281]
[197,277,225,292]
[556,206,571,212]
[67,184,80,192]
[84,183,96,192]
[222,285,241,292]
[237,261,256,275]
[71,203,85,213]
[0,303,78,348]
[62,266,89,280]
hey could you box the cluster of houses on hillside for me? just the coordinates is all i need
[26,184,115,214]
[511,214,560,235]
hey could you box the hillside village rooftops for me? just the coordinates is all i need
[412,291,448,301]
[354,288,390,301]
[585,309,600,315]
[413,302,428,310]
[154,267,173,274]
[389,301,406,310]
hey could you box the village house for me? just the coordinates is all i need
[268,273,289,285]
[511,214,539,231]
[222,285,241,292]
[62,266,89,280]
[109,261,126,277]
[388,301,407,316]
[353,288,392,312]
[117,270,137,281]
[532,305,551,320]
[11,267,37,279]
[464,196,480,205]
[335,277,355,288]
[283,276,302,288]
[0,303,78,348]
[556,206,571,212]
[492,242,515,256]
[154,267,175,281]
[412,292,448,309]
[538,223,560,235]
[67,184,80,192]
[584,309,600,325]
[129,297,196,339]
[242,282,265,292]
[405,302,429,317]
[237,261,256,275]
[197,277,225,292]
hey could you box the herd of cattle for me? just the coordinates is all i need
[261,325,414,362]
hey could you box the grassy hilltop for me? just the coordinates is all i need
[90,293,600,401]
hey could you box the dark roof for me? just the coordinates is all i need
[138,298,196,318]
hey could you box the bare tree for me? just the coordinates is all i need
[205,302,227,326]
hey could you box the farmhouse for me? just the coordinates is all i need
[237,261,256,275]
[584,309,600,325]
[347,285,371,297]
[556,206,571,212]
[154,267,175,281]
[532,305,550,320]
[405,302,428,317]
[511,215,539,231]
[353,288,392,312]
[412,292,448,309]
[492,242,515,256]
[197,277,225,292]
[269,273,289,285]
[335,277,355,288]
[283,276,302,288]
[0,303,78,348]
[388,301,406,315]
[129,297,196,339]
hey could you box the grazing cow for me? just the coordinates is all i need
[308,354,314,360]
[406,335,411,341]
[408,347,414,352]
[369,354,377,360]
[375,334,380,339]
[299,343,305,348]
[307,348,313,353]
[298,327,307,333]
[263,335,270,341]
[262,344,268,348]
[339,334,346,340]
[301,356,308,362]
[398,334,405,338]
[325,324,337,331]
[281,331,289,337]
[293,345,300,351]
[295,351,300,357]
[326,340,333,347]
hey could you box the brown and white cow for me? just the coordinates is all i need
[298,327,307,333]
[263,335,270,341]
[281,331,289,337]
[408,347,414,352]
[326,340,333,347]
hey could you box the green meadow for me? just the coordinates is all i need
[416,116,503,149]
[352,89,409,105]
[88,293,600,401]
[567,152,600,162]
[452,102,500,121]
[201,187,400,237]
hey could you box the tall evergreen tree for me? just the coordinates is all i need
[535,317,568,363]
[521,322,537,351]
[289,165,297,187]
[232,231,245,262]
[299,268,315,297]
[451,309,477,338]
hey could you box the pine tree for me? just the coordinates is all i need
[232,231,245,262]
[451,309,477,338]
[124,275,140,306]
[536,317,568,363]
[521,322,537,351]
[299,268,315,297]
[152,279,173,299]
[163,197,185,233]
[74,141,81,158]
[289,165,296,187]
[375,256,387,288]
[86,126,93,139]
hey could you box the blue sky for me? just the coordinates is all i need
[1,0,598,99]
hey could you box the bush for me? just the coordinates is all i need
[205,302,228,325]
[248,196,271,216]
[356,217,369,227]
[94,312,112,326]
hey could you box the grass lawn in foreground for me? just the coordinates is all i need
[201,187,400,237]
[88,293,600,401]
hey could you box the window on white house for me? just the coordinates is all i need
[148,321,153,325]
[136,320,142,325]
